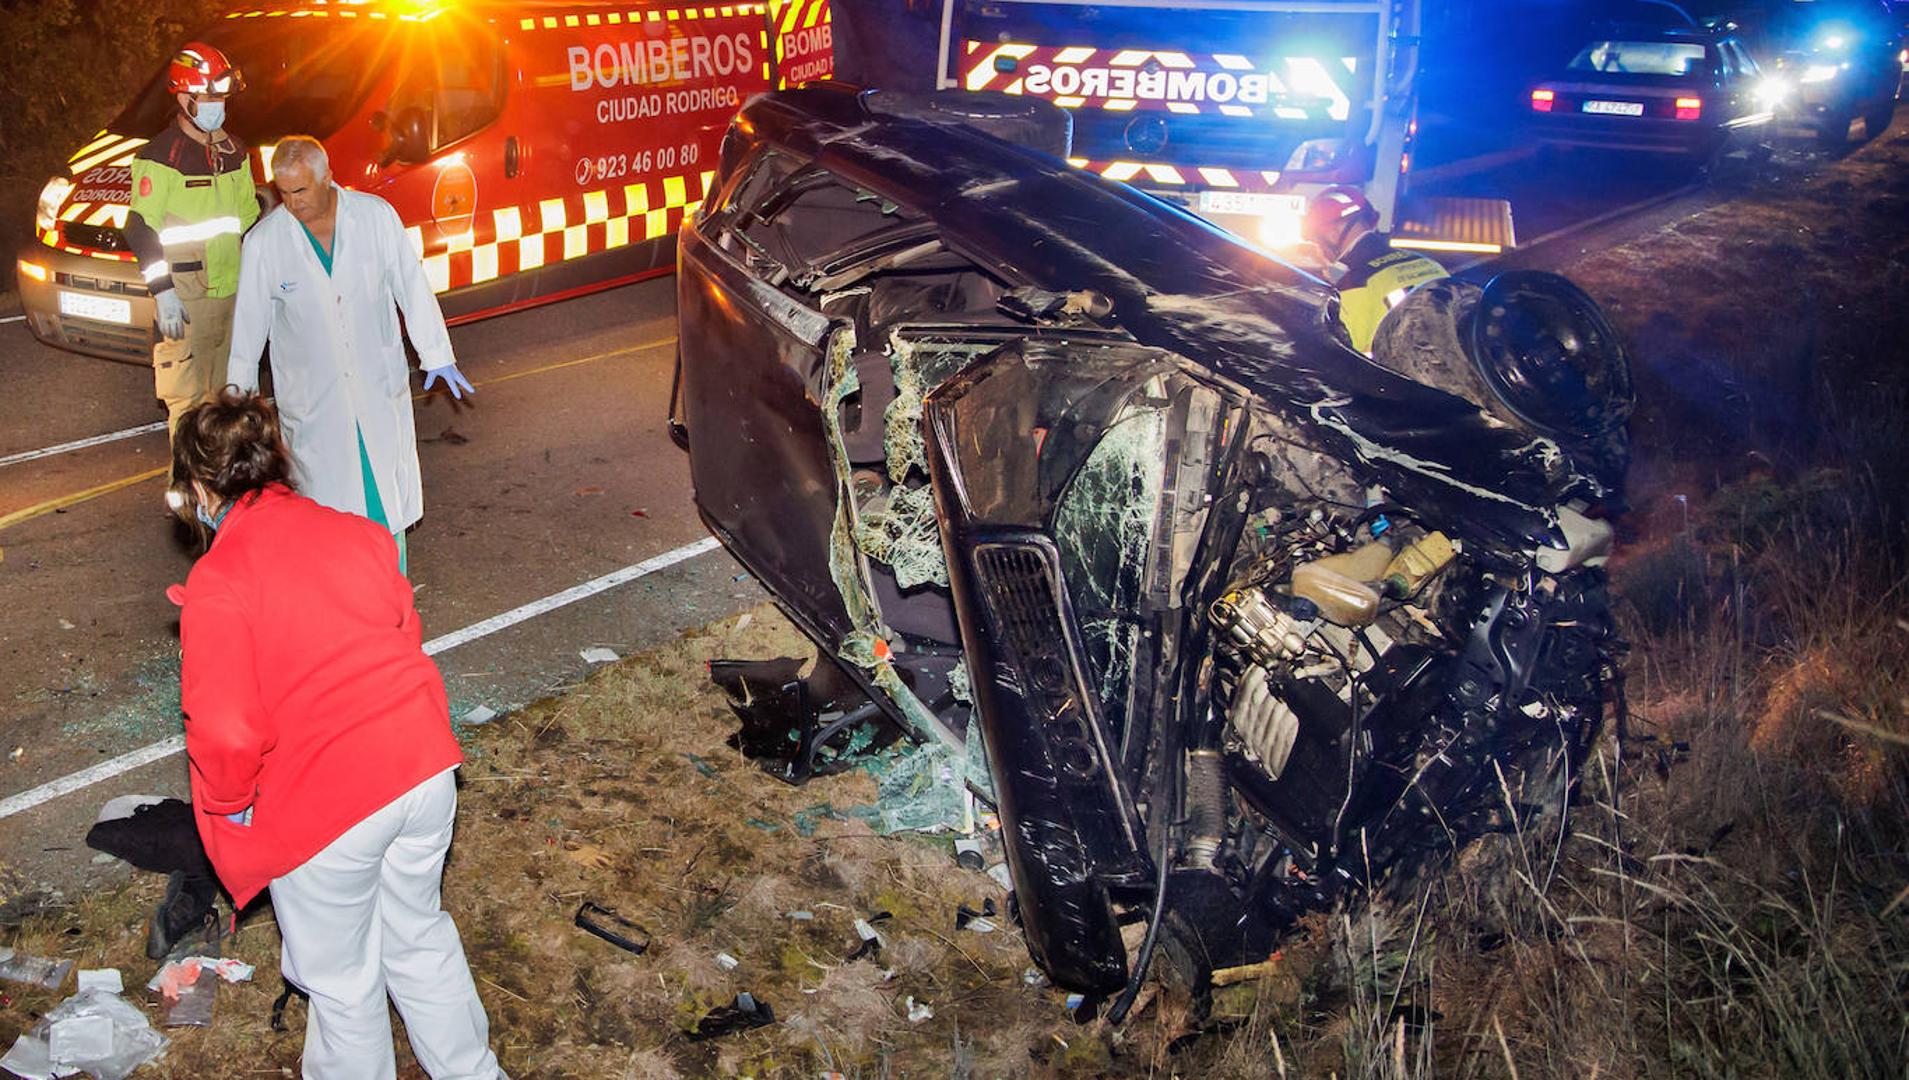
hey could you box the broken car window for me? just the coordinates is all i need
[737,164,925,290]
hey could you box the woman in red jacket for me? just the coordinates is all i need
[167,391,503,1080]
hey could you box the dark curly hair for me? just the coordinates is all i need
[168,388,294,532]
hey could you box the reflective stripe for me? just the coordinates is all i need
[142,260,171,283]
[157,216,243,245]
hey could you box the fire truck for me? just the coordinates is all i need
[937,0,1513,255]
[17,0,833,365]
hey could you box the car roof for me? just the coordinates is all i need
[1582,23,1723,44]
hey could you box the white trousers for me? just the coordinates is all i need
[268,769,502,1080]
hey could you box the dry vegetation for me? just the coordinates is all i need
[4,122,1908,1080]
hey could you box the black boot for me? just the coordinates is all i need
[146,869,218,960]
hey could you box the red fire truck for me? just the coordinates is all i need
[938,0,1512,256]
[17,0,834,364]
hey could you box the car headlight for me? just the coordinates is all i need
[35,176,73,234]
[1285,137,1347,173]
[1800,63,1843,84]
[1820,33,1849,51]
[1754,77,1791,108]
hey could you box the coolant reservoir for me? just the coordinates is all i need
[1308,540,1394,582]
[1383,531,1456,598]
[1291,561,1382,626]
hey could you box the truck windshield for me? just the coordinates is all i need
[111,20,397,141]
[1566,40,1709,76]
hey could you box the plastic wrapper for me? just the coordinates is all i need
[0,946,74,991]
[0,988,168,1080]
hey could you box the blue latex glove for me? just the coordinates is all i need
[154,288,189,340]
[423,364,475,399]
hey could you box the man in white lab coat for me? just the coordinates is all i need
[227,136,473,572]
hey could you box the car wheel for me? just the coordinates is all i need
[1863,100,1896,140]
[1816,108,1854,147]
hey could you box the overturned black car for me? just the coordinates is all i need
[672,85,1631,1007]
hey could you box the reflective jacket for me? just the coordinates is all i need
[126,122,259,297]
[1330,231,1449,354]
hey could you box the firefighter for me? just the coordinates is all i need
[1302,186,1448,355]
[126,42,260,442]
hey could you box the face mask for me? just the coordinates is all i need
[190,101,226,133]
[196,502,231,531]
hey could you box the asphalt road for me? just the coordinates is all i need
[0,114,1864,910]
[0,275,767,907]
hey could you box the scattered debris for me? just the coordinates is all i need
[630,507,649,518]
[58,619,75,630]
[715,951,740,971]
[0,946,73,990]
[904,996,934,1023]
[986,863,1012,891]
[0,988,167,1080]
[574,901,650,955]
[784,910,814,921]
[434,427,469,445]
[955,899,998,933]
[460,704,500,726]
[953,836,985,871]
[574,486,605,496]
[8,746,22,763]
[579,647,621,664]
[846,914,889,963]
[686,991,775,1041]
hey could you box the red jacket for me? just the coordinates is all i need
[169,485,462,907]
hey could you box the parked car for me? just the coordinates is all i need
[673,84,1633,1000]
[1762,0,1902,144]
[1527,24,1777,165]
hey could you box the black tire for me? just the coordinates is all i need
[1816,108,1854,147]
[1863,100,1896,141]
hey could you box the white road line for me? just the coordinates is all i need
[0,422,169,469]
[0,315,24,325]
[420,536,721,656]
[0,535,724,821]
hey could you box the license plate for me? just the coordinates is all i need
[58,290,132,325]
[1198,190,1307,218]
[1582,100,1645,117]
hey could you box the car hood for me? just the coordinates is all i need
[742,87,1586,549]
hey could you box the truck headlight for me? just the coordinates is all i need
[1754,77,1791,108]
[35,176,73,234]
[1799,63,1843,84]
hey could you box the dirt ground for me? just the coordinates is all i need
[5,126,1909,1078]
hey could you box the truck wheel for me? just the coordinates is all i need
[1863,100,1896,140]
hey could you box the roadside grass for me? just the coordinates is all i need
[5,105,1907,1080]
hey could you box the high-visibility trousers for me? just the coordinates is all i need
[153,265,236,437]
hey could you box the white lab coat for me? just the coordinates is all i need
[228,186,454,533]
